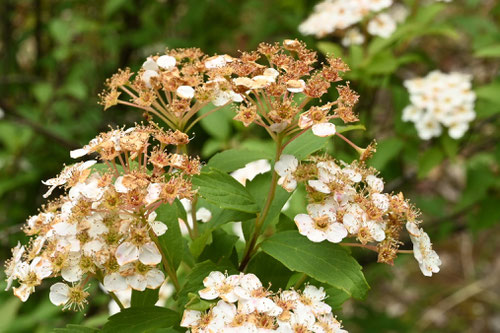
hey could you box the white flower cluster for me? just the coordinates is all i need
[4,126,199,308]
[181,271,346,333]
[274,155,441,276]
[406,222,442,277]
[299,0,410,43]
[403,71,476,140]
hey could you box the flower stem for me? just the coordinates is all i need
[239,135,283,271]
[293,273,309,290]
[148,230,181,291]
[341,242,413,254]
[109,291,125,310]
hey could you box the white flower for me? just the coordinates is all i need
[299,285,332,316]
[234,273,282,316]
[176,85,195,99]
[367,13,397,38]
[199,271,241,303]
[415,113,442,140]
[368,0,393,12]
[145,183,163,205]
[406,222,441,276]
[126,267,165,291]
[371,193,390,212]
[312,122,336,137]
[103,272,129,292]
[142,57,159,71]
[142,70,159,89]
[204,55,233,69]
[403,71,476,140]
[342,204,386,241]
[13,257,52,302]
[41,160,97,198]
[5,242,25,290]
[275,155,298,192]
[180,309,202,328]
[295,200,347,243]
[213,89,243,106]
[61,252,83,282]
[313,313,347,333]
[231,159,271,185]
[196,207,212,223]
[277,303,315,332]
[287,79,306,93]
[147,211,168,236]
[342,28,365,47]
[115,241,162,266]
[156,55,176,69]
[49,282,71,306]
[366,175,384,192]
[402,105,423,122]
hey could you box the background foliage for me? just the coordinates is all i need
[0,0,499,332]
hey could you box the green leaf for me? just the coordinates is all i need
[246,252,293,290]
[199,105,232,140]
[192,168,260,213]
[247,173,292,230]
[336,124,366,134]
[156,200,186,270]
[185,293,214,311]
[131,288,160,307]
[0,298,22,332]
[474,44,500,58]
[323,286,351,310]
[316,41,345,58]
[101,307,179,333]
[260,231,369,299]
[199,229,239,264]
[54,324,99,333]
[283,131,328,160]
[32,82,54,105]
[475,82,500,105]
[177,260,238,308]
[418,146,445,179]
[368,138,404,171]
[207,149,273,172]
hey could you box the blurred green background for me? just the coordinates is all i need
[0,0,499,332]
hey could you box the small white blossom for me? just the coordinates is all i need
[275,155,298,192]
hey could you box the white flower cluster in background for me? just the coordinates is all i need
[299,0,409,44]
[403,71,476,140]
[181,271,347,333]
[274,155,441,276]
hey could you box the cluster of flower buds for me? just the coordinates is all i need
[274,154,441,276]
[101,40,359,139]
[299,0,412,44]
[402,71,476,140]
[181,271,346,333]
[4,124,200,308]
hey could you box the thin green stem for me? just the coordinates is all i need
[293,273,309,290]
[185,103,230,132]
[239,135,283,271]
[190,195,199,238]
[148,229,181,291]
[109,291,125,310]
[341,242,413,254]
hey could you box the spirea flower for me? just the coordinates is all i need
[403,71,476,140]
[100,40,358,141]
[277,155,440,276]
[5,124,200,306]
[181,271,346,332]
